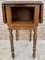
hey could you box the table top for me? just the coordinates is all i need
[2,1,43,5]
[2,1,43,24]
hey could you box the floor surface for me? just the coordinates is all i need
[0,40,45,60]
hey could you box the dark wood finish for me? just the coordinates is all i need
[16,30,18,41]
[8,29,15,59]
[2,5,7,23]
[2,1,43,59]
[30,30,32,41]
[33,28,37,58]
[2,1,43,24]
[39,4,43,23]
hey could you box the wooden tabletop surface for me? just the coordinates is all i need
[2,1,43,5]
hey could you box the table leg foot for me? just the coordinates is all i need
[12,52,15,59]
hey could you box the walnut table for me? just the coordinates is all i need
[2,1,43,59]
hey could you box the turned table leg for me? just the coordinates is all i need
[33,29,37,58]
[16,30,18,41]
[30,30,32,41]
[9,29,15,59]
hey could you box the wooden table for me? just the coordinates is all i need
[2,1,43,59]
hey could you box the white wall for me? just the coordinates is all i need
[0,0,45,40]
